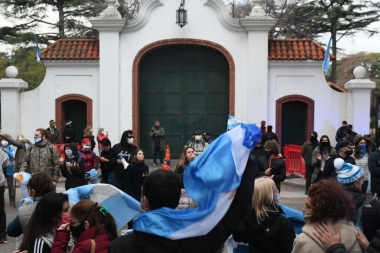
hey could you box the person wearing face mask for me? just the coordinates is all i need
[46,119,60,144]
[20,128,60,183]
[301,131,319,194]
[59,142,87,190]
[257,140,286,192]
[292,180,362,253]
[0,138,16,206]
[368,141,380,200]
[335,158,380,243]
[0,132,31,173]
[80,138,99,172]
[233,177,295,253]
[149,121,166,166]
[111,130,137,191]
[63,120,76,143]
[83,126,96,151]
[353,136,372,193]
[188,130,209,157]
[311,135,337,183]
[322,141,355,181]
[52,199,117,253]
[18,192,69,253]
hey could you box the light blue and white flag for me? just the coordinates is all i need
[34,34,42,62]
[227,115,248,131]
[134,123,261,239]
[65,184,140,229]
[322,37,332,72]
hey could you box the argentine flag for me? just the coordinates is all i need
[227,115,248,131]
[134,123,261,239]
[34,34,42,62]
[322,37,332,72]
[65,184,141,229]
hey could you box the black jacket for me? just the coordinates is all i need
[63,126,76,143]
[59,143,87,190]
[326,229,380,253]
[111,131,137,180]
[257,156,286,192]
[322,154,356,180]
[369,150,380,194]
[125,162,149,201]
[345,186,380,241]
[109,155,257,253]
[233,207,295,253]
[99,148,117,182]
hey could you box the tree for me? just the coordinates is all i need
[271,0,380,83]
[0,0,141,46]
[0,48,46,90]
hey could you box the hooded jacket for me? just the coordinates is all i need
[111,131,137,180]
[292,220,362,253]
[59,143,87,190]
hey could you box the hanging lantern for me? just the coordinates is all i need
[176,0,187,28]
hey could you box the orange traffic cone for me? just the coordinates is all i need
[162,145,171,170]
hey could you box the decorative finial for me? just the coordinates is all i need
[249,0,266,16]
[5,66,18,78]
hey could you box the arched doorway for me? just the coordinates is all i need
[56,94,92,143]
[139,44,230,158]
[276,95,314,148]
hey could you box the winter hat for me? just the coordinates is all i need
[334,158,364,185]
[82,138,91,146]
[49,120,56,125]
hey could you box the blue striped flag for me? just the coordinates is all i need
[133,123,261,239]
[227,115,247,131]
[65,184,141,229]
[34,34,42,62]
[322,37,332,72]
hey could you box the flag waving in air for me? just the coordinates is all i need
[322,37,332,72]
[134,123,261,239]
[227,115,248,131]
[34,34,42,62]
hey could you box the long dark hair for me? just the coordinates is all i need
[19,192,67,251]
[175,146,194,173]
[132,148,145,164]
[318,135,332,154]
[353,136,372,159]
[70,199,118,241]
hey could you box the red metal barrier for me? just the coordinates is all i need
[54,144,66,157]
[283,144,305,177]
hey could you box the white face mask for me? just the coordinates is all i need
[195,135,202,141]
[128,138,134,144]
[1,140,8,146]
[83,145,91,150]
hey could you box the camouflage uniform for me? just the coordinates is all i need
[20,141,60,182]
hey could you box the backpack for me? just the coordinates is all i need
[354,196,374,232]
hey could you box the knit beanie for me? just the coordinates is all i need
[82,138,91,146]
[334,158,364,185]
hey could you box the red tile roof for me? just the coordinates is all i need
[42,39,99,60]
[41,38,333,61]
[268,39,335,61]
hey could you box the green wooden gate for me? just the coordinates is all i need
[139,45,229,158]
[281,101,307,146]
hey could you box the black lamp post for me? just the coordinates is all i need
[176,0,187,28]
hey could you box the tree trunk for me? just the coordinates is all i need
[331,29,337,83]
[57,0,65,38]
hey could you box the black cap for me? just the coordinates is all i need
[335,141,354,151]
[194,130,203,135]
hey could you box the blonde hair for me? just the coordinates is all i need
[97,128,104,136]
[83,126,92,137]
[252,177,279,224]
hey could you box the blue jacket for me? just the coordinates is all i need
[1,145,15,175]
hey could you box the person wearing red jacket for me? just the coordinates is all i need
[80,138,99,172]
[52,199,118,253]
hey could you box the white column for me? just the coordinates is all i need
[0,66,28,137]
[240,0,276,125]
[90,0,126,144]
[344,66,375,135]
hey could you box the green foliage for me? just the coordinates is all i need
[0,47,46,90]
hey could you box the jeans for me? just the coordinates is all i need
[153,146,163,164]
[6,175,15,202]
[0,185,6,236]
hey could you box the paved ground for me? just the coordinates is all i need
[0,160,307,252]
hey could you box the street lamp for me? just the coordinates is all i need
[176,0,187,28]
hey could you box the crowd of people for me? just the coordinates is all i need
[1,118,380,252]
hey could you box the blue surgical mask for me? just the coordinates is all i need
[34,137,42,144]
[359,144,367,158]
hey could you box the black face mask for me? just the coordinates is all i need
[321,142,329,147]
[70,223,86,239]
[310,136,317,142]
[345,150,353,156]
[265,150,274,158]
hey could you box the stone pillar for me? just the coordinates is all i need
[0,66,28,137]
[240,0,276,125]
[344,66,375,135]
[90,0,126,143]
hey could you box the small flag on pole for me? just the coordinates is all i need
[322,37,332,72]
[34,34,42,62]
